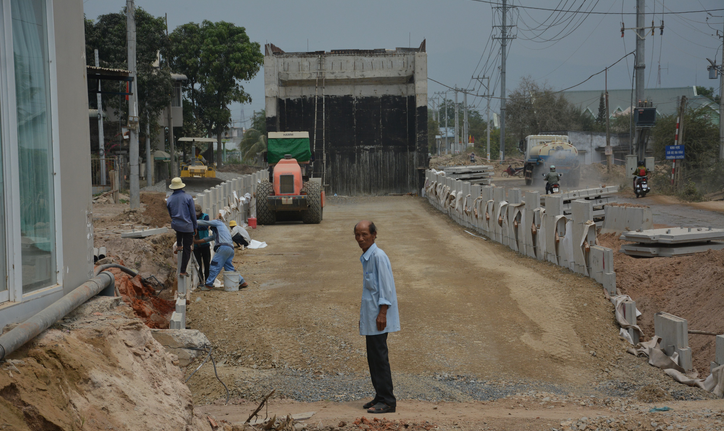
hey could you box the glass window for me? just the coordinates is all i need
[0,104,5,296]
[12,0,56,293]
[171,83,182,107]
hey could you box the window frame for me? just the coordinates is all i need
[0,0,64,305]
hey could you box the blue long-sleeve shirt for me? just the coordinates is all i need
[166,190,197,233]
[359,243,400,336]
[197,219,233,248]
[195,213,210,248]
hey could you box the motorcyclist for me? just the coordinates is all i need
[544,165,561,195]
[633,160,649,189]
[469,152,476,163]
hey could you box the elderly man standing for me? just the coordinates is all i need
[354,220,400,414]
[167,177,197,276]
[196,213,249,291]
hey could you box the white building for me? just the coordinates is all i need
[0,0,94,329]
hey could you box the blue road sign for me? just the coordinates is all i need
[665,145,685,160]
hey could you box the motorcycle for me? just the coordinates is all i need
[543,173,561,194]
[634,176,650,198]
[502,164,524,177]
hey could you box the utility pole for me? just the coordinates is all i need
[444,94,449,154]
[493,0,515,163]
[720,19,724,160]
[463,91,469,152]
[475,75,492,162]
[634,0,646,160]
[127,0,140,210]
[605,68,612,173]
[94,49,106,186]
[454,88,459,154]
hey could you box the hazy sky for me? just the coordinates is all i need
[83,0,724,126]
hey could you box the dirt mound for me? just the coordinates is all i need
[107,267,175,328]
[142,192,171,227]
[0,297,211,430]
[635,384,674,403]
[218,164,263,175]
[598,232,724,374]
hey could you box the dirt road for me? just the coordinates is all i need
[185,196,710,412]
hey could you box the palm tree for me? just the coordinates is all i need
[238,128,266,163]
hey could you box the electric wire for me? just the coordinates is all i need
[469,0,724,16]
[183,346,231,405]
[552,51,636,93]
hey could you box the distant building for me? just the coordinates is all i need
[264,42,428,195]
[563,86,719,122]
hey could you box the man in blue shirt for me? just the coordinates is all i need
[196,213,249,291]
[166,177,197,276]
[355,220,400,414]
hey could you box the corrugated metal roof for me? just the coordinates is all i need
[563,86,696,117]
[87,65,131,76]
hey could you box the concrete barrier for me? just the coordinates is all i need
[654,312,693,372]
[601,204,654,233]
[424,169,617,299]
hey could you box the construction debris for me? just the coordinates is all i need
[443,165,494,185]
[121,227,168,238]
[620,227,724,257]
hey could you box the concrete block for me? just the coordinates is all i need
[151,329,211,367]
[622,300,640,345]
[507,188,522,205]
[654,312,692,371]
[601,271,616,296]
[571,200,596,275]
[175,298,186,315]
[589,245,605,283]
[493,187,505,243]
[121,227,168,238]
[509,204,524,252]
[177,274,187,296]
[544,195,564,216]
[523,191,540,259]
[717,335,724,366]
[559,219,574,271]
[544,210,566,265]
[170,312,183,330]
[601,204,654,233]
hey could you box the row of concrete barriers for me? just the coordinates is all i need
[424,169,618,295]
[171,169,267,330]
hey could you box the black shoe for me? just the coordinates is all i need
[367,403,395,414]
[362,399,378,409]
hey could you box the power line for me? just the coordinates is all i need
[553,51,636,93]
[469,0,723,16]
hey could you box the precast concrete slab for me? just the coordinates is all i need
[716,335,724,367]
[654,312,693,371]
[120,227,168,238]
[622,300,640,345]
[620,227,724,244]
[620,241,724,257]
[170,311,184,330]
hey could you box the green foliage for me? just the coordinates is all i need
[169,21,264,166]
[596,93,606,126]
[85,8,173,144]
[650,106,723,196]
[505,77,583,141]
[250,109,267,135]
[695,86,721,104]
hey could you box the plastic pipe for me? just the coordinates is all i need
[0,271,115,361]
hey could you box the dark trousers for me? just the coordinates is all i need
[193,245,211,283]
[366,333,396,407]
[232,233,249,248]
[176,231,194,274]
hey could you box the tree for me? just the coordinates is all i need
[239,110,267,163]
[650,107,723,196]
[85,9,173,147]
[695,86,721,105]
[170,21,264,167]
[505,77,583,143]
[596,92,606,126]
